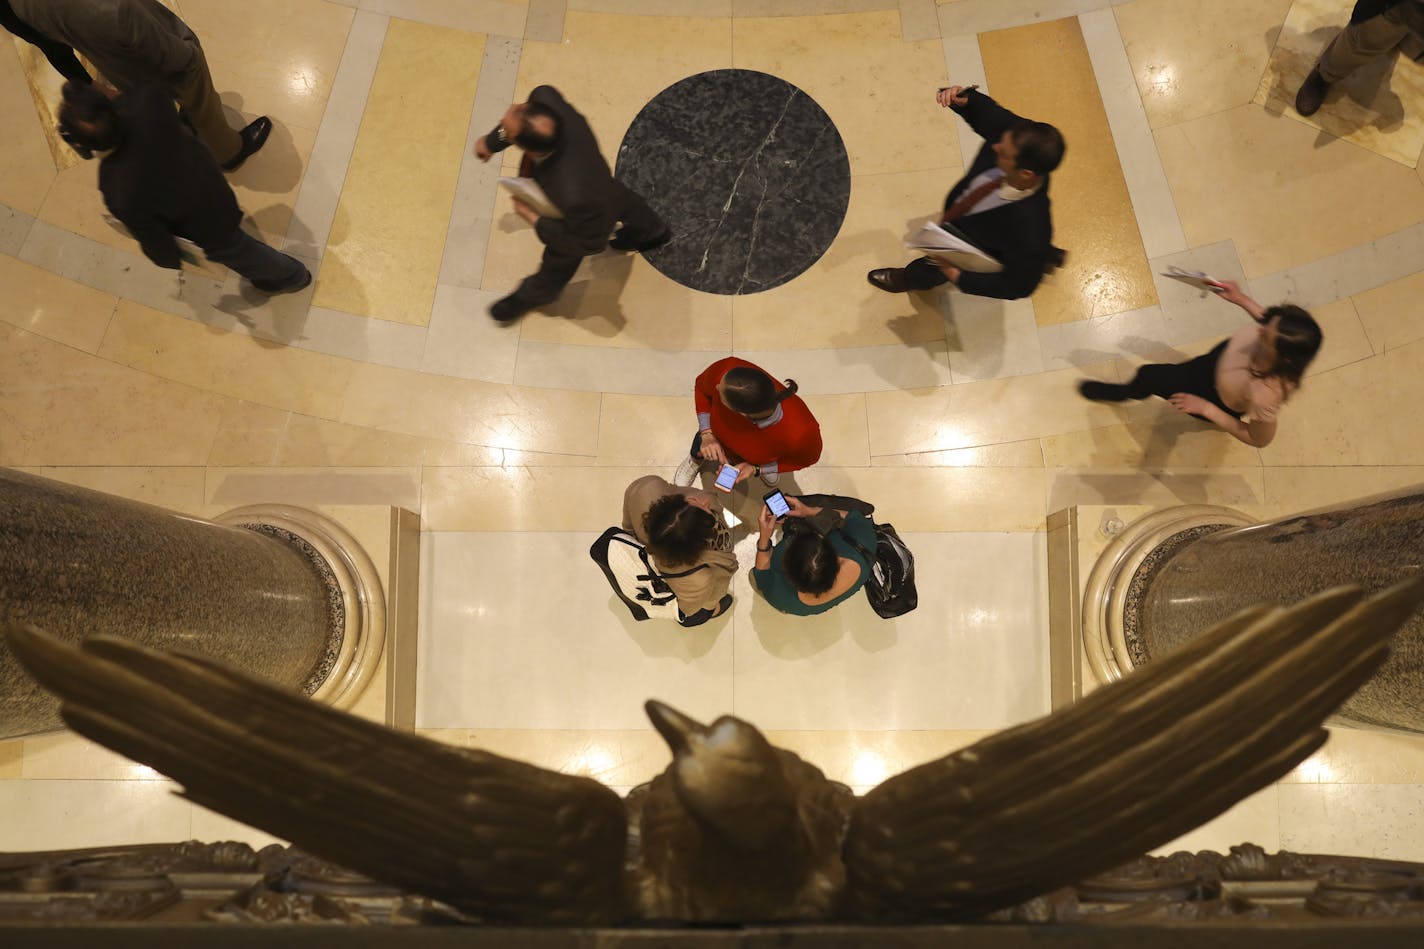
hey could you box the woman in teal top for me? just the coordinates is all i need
[751,497,876,616]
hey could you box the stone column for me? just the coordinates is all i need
[1086,489,1424,733]
[0,469,379,739]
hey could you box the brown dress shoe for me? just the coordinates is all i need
[1295,67,1330,117]
[867,267,909,293]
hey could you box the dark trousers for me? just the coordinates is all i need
[902,256,952,290]
[1125,341,1243,421]
[0,1,91,84]
[202,227,308,288]
[513,181,666,306]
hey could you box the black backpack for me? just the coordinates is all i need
[589,526,707,622]
[840,523,918,619]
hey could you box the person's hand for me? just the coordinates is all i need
[734,463,756,485]
[1206,278,1250,308]
[474,137,493,162]
[784,497,822,518]
[757,503,778,536]
[935,261,962,284]
[699,433,727,464]
[937,85,970,109]
[1169,392,1212,416]
[511,197,539,225]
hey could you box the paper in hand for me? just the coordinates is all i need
[499,176,563,220]
[1162,265,1224,293]
[905,221,1002,273]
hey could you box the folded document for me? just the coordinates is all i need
[905,221,1002,273]
[499,176,563,220]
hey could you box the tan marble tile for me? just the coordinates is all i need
[732,10,958,177]
[229,120,320,249]
[1352,270,1424,355]
[0,740,20,779]
[0,323,224,466]
[421,465,646,530]
[1257,465,1424,518]
[455,729,672,788]
[0,38,60,216]
[732,169,957,350]
[206,400,291,466]
[1040,413,1263,469]
[20,733,165,781]
[313,19,484,325]
[761,730,993,788]
[804,393,871,467]
[864,360,1152,455]
[980,16,1158,324]
[1156,104,1424,277]
[1305,296,1374,374]
[1256,0,1424,167]
[202,466,420,510]
[1046,466,1266,510]
[791,465,1048,530]
[12,466,209,514]
[177,0,355,134]
[596,393,693,466]
[424,439,528,466]
[873,438,1045,467]
[1284,727,1424,784]
[0,253,117,353]
[276,413,430,467]
[99,301,356,418]
[1116,0,1294,129]
[340,363,602,454]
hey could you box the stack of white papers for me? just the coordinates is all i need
[499,176,563,219]
[905,221,1002,273]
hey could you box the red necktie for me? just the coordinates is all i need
[519,153,535,178]
[943,171,1003,223]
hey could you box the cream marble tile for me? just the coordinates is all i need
[203,298,428,371]
[189,805,289,849]
[935,0,1105,37]
[421,465,648,531]
[1151,785,1279,856]
[570,0,730,13]
[0,780,192,850]
[1036,304,1172,370]
[514,341,718,395]
[735,342,953,394]
[205,466,421,509]
[734,531,1049,730]
[418,284,518,382]
[526,0,568,41]
[0,204,35,255]
[1257,466,1424,518]
[0,740,20,779]
[865,361,1153,455]
[939,34,988,170]
[760,730,993,788]
[178,0,355,133]
[1151,241,1254,346]
[899,0,941,41]
[1352,269,1424,355]
[1279,783,1424,860]
[417,531,734,729]
[733,169,957,350]
[733,0,899,13]
[423,440,524,466]
[790,465,1048,530]
[228,121,321,249]
[0,37,58,217]
[12,467,209,514]
[275,414,433,467]
[20,733,166,781]
[733,10,958,177]
[1041,413,1263,468]
[457,729,672,788]
[98,300,356,418]
[1256,0,1424,167]
[0,323,225,466]
[873,437,1044,467]
[0,252,117,353]
[1250,220,1424,310]
[313,19,484,325]
[1305,297,1374,374]
[34,159,128,254]
[351,0,528,36]
[1046,466,1266,510]
[802,393,871,467]
[1116,0,1294,129]
[1285,727,1424,784]
[596,393,695,467]
[340,363,601,453]
[1155,104,1424,278]
[945,293,1045,382]
[206,400,290,466]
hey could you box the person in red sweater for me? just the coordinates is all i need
[674,358,823,488]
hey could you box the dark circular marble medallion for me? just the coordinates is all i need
[615,69,851,295]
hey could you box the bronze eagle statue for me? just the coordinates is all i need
[6,577,1424,925]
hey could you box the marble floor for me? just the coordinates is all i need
[5,0,1424,865]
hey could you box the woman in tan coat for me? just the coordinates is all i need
[622,476,738,627]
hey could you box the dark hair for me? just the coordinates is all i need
[514,102,561,152]
[1010,120,1065,176]
[782,532,839,596]
[643,495,717,567]
[720,366,798,417]
[57,81,123,155]
[1259,304,1322,393]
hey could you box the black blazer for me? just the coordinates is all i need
[486,85,620,259]
[942,90,1054,301]
[99,82,243,268]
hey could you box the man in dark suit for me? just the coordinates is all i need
[867,85,1064,302]
[57,81,309,294]
[474,85,670,323]
[0,0,91,84]
[11,0,270,171]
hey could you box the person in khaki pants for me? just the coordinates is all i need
[9,0,270,170]
[1296,0,1424,116]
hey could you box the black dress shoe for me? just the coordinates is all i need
[1295,67,1330,118]
[222,116,273,172]
[489,294,531,323]
[251,267,312,295]
[866,267,908,293]
[1077,380,1130,402]
[609,227,672,252]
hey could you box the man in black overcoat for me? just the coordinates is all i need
[475,85,670,323]
[868,85,1064,302]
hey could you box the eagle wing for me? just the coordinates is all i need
[3,626,627,925]
[843,579,1424,921]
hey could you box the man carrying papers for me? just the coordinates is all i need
[474,85,670,323]
[868,85,1064,301]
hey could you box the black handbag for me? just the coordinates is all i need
[837,523,918,620]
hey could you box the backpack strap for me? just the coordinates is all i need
[652,562,710,580]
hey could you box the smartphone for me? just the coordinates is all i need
[764,489,790,519]
[713,464,738,492]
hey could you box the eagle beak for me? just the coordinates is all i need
[645,700,705,756]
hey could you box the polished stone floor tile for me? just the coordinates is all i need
[0,39,58,217]
[0,252,117,353]
[0,779,192,850]
[1351,269,1424,355]
[1279,783,1424,860]
[1152,785,1280,856]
